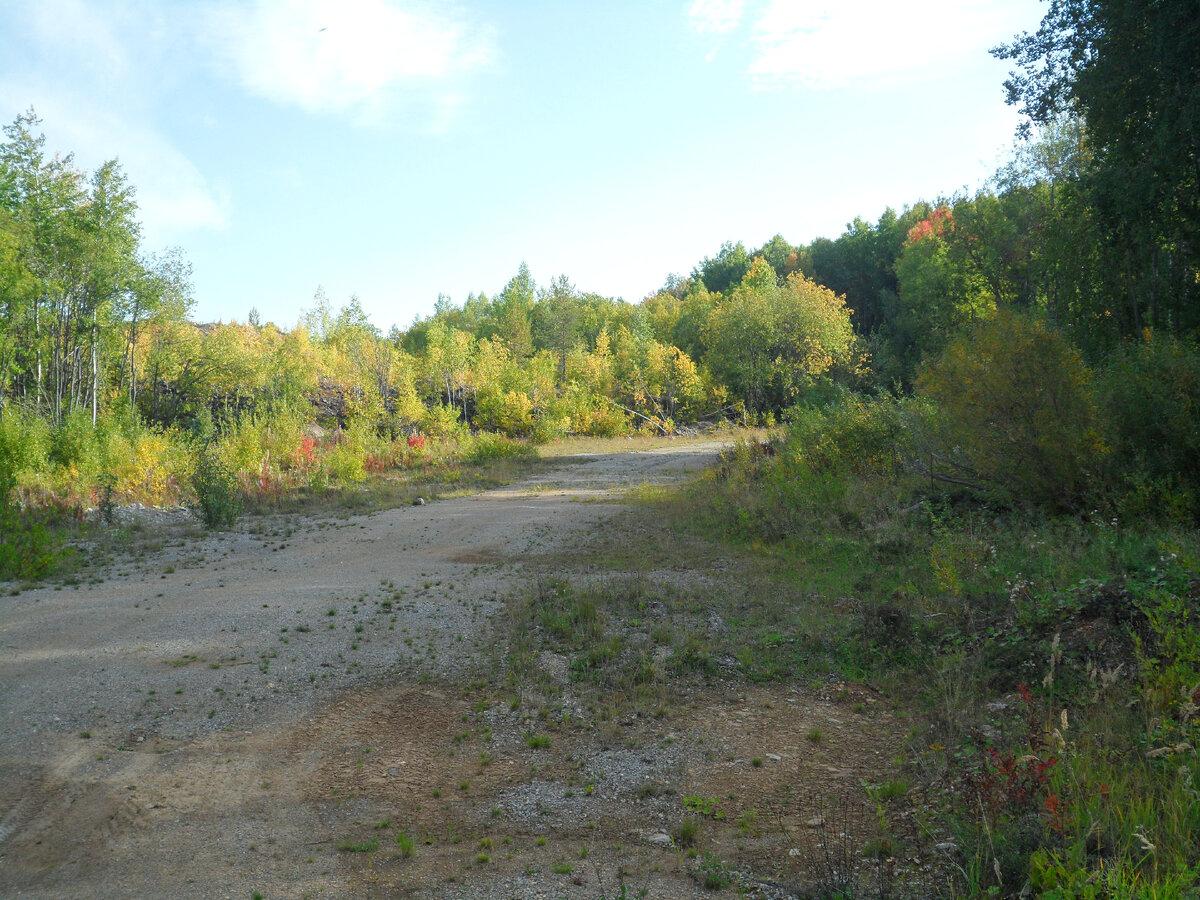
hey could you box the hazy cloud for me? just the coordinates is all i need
[204,0,494,119]
[0,1,228,237]
[688,0,746,36]
[747,0,1026,89]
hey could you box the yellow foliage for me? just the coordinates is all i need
[916,313,1104,509]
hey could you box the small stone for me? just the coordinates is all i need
[766,753,782,762]
[935,842,957,853]
[413,497,426,506]
[646,832,673,846]
[805,815,825,828]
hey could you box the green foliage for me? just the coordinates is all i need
[0,454,64,580]
[704,262,863,415]
[466,433,537,465]
[188,449,242,530]
[693,240,751,294]
[995,0,1200,337]
[887,206,997,381]
[421,403,466,439]
[915,312,1104,510]
[1098,334,1200,521]
[681,388,1200,898]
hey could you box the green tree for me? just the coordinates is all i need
[995,0,1200,337]
[885,206,996,382]
[704,259,861,415]
[533,275,583,384]
[693,241,751,294]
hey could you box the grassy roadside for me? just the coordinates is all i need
[492,419,1200,898]
[639,432,1200,898]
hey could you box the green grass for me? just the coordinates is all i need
[336,836,378,853]
[395,831,415,858]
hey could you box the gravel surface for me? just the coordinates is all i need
[0,442,916,900]
[0,445,741,897]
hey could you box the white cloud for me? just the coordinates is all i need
[689,0,746,35]
[0,1,228,238]
[203,0,494,118]
[0,86,231,237]
[744,0,1031,90]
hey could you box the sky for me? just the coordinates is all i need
[0,0,1047,333]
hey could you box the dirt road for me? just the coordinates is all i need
[0,443,905,899]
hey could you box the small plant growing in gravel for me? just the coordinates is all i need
[395,832,415,858]
[525,732,552,749]
[674,818,699,847]
[336,836,378,853]
[699,851,733,890]
[683,796,724,819]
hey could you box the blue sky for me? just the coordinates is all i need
[0,0,1045,332]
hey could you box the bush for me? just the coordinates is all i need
[915,313,1104,510]
[188,450,242,529]
[0,407,51,477]
[474,389,534,436]
[1098,334,1200,521]
[0,445,65,580]
[466,432,537,464]
[422,404,466,439]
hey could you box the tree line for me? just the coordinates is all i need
[0,0,1196,513]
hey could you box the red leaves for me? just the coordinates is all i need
[905,206,954,244]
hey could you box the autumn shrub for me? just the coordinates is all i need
[421,403,467,439]
[110,428,187,506]
[474,388,534,436]
[915,313,1105,511]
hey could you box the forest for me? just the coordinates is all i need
[3,98,1196,526]
[2,0,1200,895]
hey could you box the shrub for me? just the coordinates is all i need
[188,450,242,529]
[1098,334,1200,521]
[466,433,537,464]
[421,404,466,439]
[48,408,96,471]
[0,445,65,579]
[474,389,534,435]
[915,313,1105,510]
[0,407,51,477]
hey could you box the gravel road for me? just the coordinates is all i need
[0,444,732,897]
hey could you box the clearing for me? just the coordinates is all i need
[0,443,909,899]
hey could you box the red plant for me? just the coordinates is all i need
[974,748,1060,827]
[1041,791,1068,836]
[407,434,426,451]
[906,206,954,244]
[293,436,318,469]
